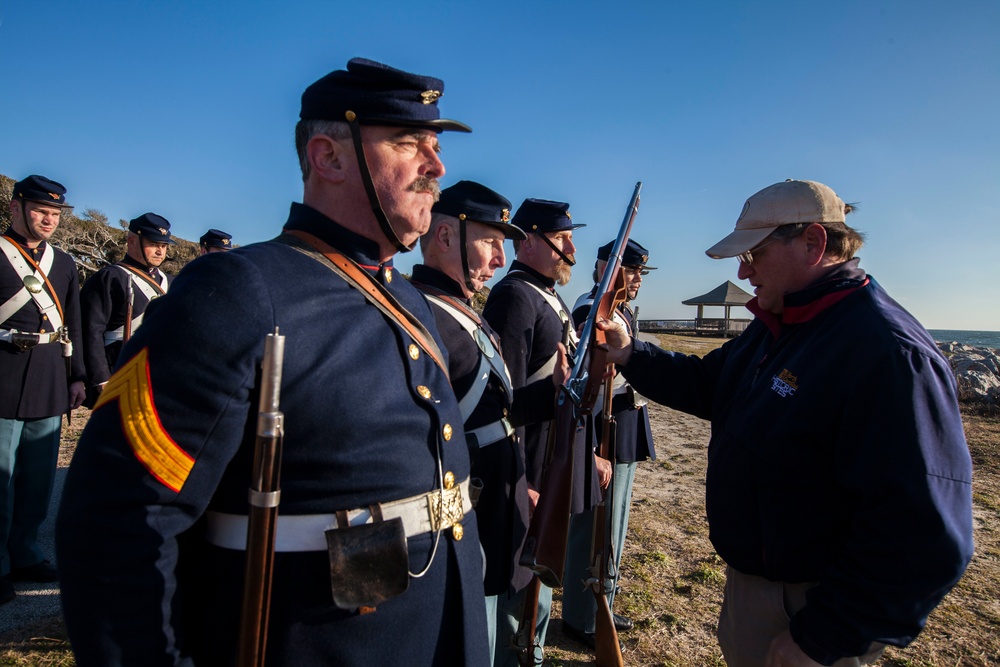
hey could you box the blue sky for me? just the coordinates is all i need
[2,0,998,329]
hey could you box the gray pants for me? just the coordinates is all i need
[718,566,886,667]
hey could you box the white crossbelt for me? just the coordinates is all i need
[0,329,61,345]
[0,237,62,329]
[204,477,472,552]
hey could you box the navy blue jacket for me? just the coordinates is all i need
[57,203,489,666]
[621,263,974,664]
[0,230,85,418]
[79,254,170,386]
[412,264,553,595]
[483,261,599,514]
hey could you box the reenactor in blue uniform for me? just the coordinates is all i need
[0,175,85,603]
[561,238,657,647]
[412,181,566,666]
[199,228,233,254]
[57,58,489,665]
[79,213,174,404]
[482,199,603,658]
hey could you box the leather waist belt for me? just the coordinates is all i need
[204,477,472,552]
[467,418,514,448]
[0,329,60,350]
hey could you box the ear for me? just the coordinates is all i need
[801,223,828,265]
[434,219,453,250]
[307,134,350,184]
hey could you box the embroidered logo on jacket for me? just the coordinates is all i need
[771,369,799,398]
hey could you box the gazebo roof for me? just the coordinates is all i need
[682,281,753,306]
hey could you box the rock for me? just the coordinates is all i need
[939,343,1000,405]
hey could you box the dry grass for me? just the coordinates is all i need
[3,335,997,666]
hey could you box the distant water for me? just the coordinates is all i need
[928,329,1000,349]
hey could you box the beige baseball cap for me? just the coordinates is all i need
[706,179,847,259]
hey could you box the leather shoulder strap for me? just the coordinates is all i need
[277,230,449,378]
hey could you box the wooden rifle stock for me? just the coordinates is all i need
[591,377,623,666]
[513,575,542,666]
[236,330,286,667]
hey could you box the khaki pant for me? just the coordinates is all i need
[717,566,885,667]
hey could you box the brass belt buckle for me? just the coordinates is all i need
[427,482,465,540]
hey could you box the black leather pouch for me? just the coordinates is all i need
[326,513,409,611]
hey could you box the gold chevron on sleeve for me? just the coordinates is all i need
[94,347,195,492]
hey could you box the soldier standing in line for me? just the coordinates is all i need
[561,238,657,647]
[412,180,567,666]
[199,228,234,254]
[79,213,173,404]
[482,198,606,658]
[0,175,86,603]
[57,58,490,665]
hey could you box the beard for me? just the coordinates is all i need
[409,176,441,202]
[554,260,573,286]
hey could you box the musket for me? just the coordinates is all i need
[236,329,286,667]
[590,374,624,666]
[512,575,542,667]
[518,182,642,588]
[123,278,134,343]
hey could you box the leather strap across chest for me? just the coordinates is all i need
[278,230,449,378]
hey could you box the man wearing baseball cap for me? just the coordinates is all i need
[79,212,174,405]
[58,58,488,665]
[0,175,86,603]
[596,179,973,665]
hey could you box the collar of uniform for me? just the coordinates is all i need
[2,228,45,252]
[509,260,556,289]
[283,202,389,272]
[120,252,162,279]
[411,264,468,302]
[747,258,869,338]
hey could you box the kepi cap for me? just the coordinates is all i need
[12,175,72,209]
[129,213,176,245]
[199,228,233,249]
[300,57,471,133]
[598,238,656,270]
[706,179,847,259]
[433,181,525,240]
[511,199,585,235]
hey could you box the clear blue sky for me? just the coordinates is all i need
[2,0,998,330]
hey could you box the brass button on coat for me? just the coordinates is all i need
[443,471,455,489]
[452,523,464,541]
[442,424,453,441]
[408,344,420,360]
[416,385,431,399]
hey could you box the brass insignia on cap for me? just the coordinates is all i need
[48,192,59,200]
[158,227,167,235]
[641,254,648,263]
[565,212,572,220]
[501,209,510,223]
[222,239,231,246]
[421,90,442,104]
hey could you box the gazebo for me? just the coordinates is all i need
[682,281,753,336]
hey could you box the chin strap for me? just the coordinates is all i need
[345,111,414,254]
[457,215,476,293]
[537,232,575,267]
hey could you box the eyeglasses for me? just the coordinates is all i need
[737,237,779,265]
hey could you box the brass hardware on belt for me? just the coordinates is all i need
[427,483,465,537]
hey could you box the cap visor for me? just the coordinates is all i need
[705,227,773,259]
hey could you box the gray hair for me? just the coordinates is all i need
[294,119,352,181]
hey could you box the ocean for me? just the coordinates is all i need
[928,330,1000,349]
